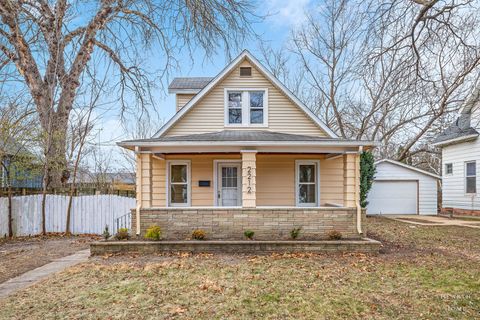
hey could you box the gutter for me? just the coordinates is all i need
[135,146,142,236]
[432,134,478,147]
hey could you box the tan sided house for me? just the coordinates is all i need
[119,50,375,240]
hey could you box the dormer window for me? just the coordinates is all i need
[225,88,268,126]
[249,91,264,123]
[227,92,242,124]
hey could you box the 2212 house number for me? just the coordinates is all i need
[247,166,252,194]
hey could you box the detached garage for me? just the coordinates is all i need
[367,159,440,215]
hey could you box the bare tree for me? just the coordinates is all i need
[0,0,259,188]
[64,64,109,234]
[263,0,480,171]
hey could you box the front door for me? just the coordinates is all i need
[217,163,242,206]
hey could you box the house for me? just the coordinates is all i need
[433,89,480,216]
[367,159,440,215]
[119,50,375,240]
[0,138,42,191]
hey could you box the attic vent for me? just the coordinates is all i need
[240,67,252,77]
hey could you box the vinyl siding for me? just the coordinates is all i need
[137,153,346,208]
[256,154,344,206]
[371,161,438,215]
[176,93,195,112]
[442,138,480,210]
[164,59,328,137]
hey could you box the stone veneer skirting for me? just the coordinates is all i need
[132,207,365,240]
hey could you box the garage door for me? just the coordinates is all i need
[367,180,418,215]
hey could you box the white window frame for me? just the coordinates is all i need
[224,88,268,127]
[166,160,191,207]
[295,160,320,207]
[465,161,477,195]
[445,163,453,175]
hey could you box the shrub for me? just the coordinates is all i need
[102,225,111,240]
[115,228,129,240]
[244,230,255,240]
[145,225,162,241]
[192,229,207,240]
[327,230,342,240]
[360,151,376,208]
[290,227,302,239]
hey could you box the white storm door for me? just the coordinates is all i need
[218,163,242,206]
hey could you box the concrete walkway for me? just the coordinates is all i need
[0,249,90,299]
[385,215,480,229]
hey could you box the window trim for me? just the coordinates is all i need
[465,161,477,195]
[295,160,320,207]
[224,88,268,127]
[166,160,191,207]
[445,163,453,175]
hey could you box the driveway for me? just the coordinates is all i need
[384,215,480,228]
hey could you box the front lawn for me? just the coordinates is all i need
[0,234,98,284]
[0,217,479,319]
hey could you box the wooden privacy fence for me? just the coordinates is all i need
[0,195,135,237]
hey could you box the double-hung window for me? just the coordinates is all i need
[445,163,453,175]
[465,161,476,194]
[225,89,268,126]
[227,92,242,124]
[295,160,320,207]
[168,161,191,206]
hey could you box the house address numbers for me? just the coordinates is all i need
[247,166,252,194]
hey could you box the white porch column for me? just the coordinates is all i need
[241,150,257,208]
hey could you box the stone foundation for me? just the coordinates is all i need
[440,207,480,217]
[132,207,365,240]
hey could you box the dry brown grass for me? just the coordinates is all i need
[0,217,479,319]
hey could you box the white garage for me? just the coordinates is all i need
[367,159,440,215]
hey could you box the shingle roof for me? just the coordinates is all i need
[123,130,341,143]
[434,89,480,145]
[168,77,213,91]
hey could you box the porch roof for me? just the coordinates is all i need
[118,130,376,150]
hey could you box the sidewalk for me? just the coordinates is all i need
[384,215,480,229]
[0,249,90,299]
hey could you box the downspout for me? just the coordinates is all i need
[356,146,363,235]
[135,146,142,236]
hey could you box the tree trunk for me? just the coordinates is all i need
[42,117,69,189]
[41,187,47,236]
[65,187,74,235]
[8,184,12,238]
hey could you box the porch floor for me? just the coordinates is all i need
[90,238,381,255]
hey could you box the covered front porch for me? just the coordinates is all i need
[136,151,360,209]
[119,130,374,239]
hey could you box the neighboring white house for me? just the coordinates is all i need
[433,89,480,216]
[367,159,440,215]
